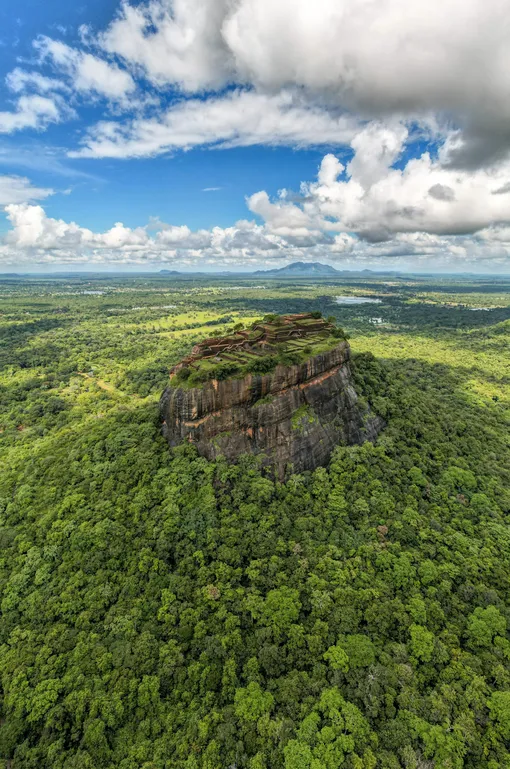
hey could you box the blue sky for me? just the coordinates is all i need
[0,0,332,231]
[0,0,509,272]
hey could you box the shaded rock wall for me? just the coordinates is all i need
[160,341,383,478]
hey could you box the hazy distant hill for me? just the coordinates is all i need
[254,261,342,276]
[159,269,182,275]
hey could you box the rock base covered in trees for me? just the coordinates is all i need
[160,341,383,477]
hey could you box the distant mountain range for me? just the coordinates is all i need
[156,262,396,278]
[159,262,345,277]
[253,261,342,276]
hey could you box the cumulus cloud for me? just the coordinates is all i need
[4,158,510,269]
[155,223,212,249]
[248,190,316,232]
[0,175,54,205]
[492,182,510,195]
[0,0,508,174]
[93,0,510,160]
[4,117,510,268]
[347,123,408,189]
[70,89,358,158]
[35,37,136,102]
[278,124,510,242]
[97,0,509,119]
[2,0,509,169]
[6,68,68,94]
[428,184,456,202]
[2,0,510,269]
[100,0,233,91]
[5,204,148,250]
[246,190,330,246]
[1,202,300,265]
[0,94,69,134]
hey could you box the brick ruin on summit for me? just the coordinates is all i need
[170,313,334,378]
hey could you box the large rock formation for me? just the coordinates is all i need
[160,339,383,478]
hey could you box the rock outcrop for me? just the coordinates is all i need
[160,340,383,478]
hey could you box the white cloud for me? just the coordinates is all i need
[229,123,510,245]
[3,115,510,268]
[70,89,358,158]
[4,165,510,269]
[1,0,509,172]
[478,226,510,245]
[347,122,409,189]
[0,175,54,205]
[3,0,509,170]
[96,0,509,125]
[35,37,136,102]
[155,223,212,249]
[3,0,510,275]
[221,0,510,120]
[5,204,93,249]
[93,0,510,161]
[303,139,510,241]
[248,190,315,231]
[99,0,234,91]
[5,204,149,250]
[1,203,291,264]
[34,0,501,170]
[0,94,68,134]
[6,68,68,94]
[246,190,330,246]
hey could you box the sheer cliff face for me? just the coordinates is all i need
[160,341,383,478]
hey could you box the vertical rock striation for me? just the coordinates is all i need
[160,340,383,478]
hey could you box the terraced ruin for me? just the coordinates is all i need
[170,313,343,387]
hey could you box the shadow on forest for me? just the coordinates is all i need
[0,318,74,370]
[363,314,510,374]
[204,295,327,316]
[3,338,70,371]
[0,316,71,342]
[353,355,508,470]
[405,282,510,294]
[358,340,509,393]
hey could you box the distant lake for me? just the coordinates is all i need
[335,295,382,305]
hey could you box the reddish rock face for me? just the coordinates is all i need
[160,341,383,479]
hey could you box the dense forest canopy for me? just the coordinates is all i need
[0,273,509,768]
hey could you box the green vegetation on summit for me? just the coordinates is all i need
[171,312,345,387]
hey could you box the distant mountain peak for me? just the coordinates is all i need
[254,261,340,276]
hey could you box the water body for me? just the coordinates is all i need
[335,295,382,305]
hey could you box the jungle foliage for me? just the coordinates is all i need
[0,274,509,769]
